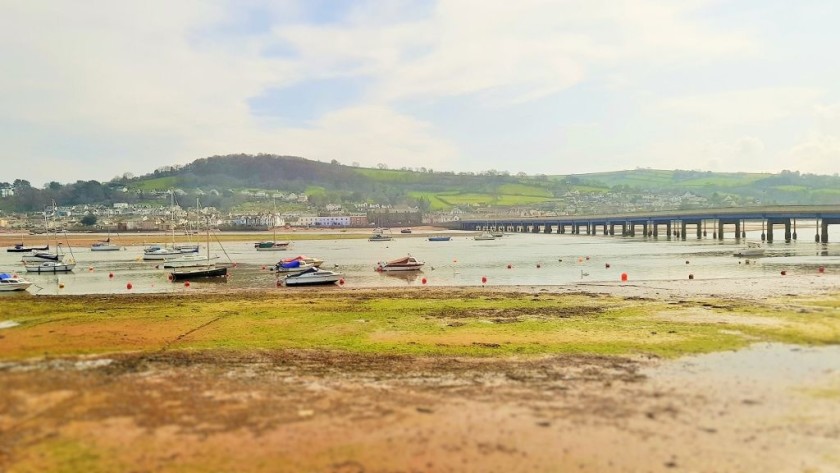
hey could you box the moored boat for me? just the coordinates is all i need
[170,265,227,281]
[255,241,290,251]
[283,267,343,286]
[24,260,76,273]
[274,259,315,274]
[473,232,496,241]
[400,228,412,234]
[280,255,323,268]
[163,253,221,269]
[0,273,32,291]
[91,237,120,252]
[376,255,425,272]
[733,242,765,257]
[7,244,35,253]
[428,236,451,242]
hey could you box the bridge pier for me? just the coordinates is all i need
[822,218,839,243]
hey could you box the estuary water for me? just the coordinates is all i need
[2,231,838,295]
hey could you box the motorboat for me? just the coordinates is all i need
[24,260,76,273]
[274,259,315,274]
[281,255,323,268]
[283,267,343,286]
[491,231,504,238]
[369,232,393,242]
[376,255,425,272]
[400,228,412,234]
[170,265,227,281]
[0,273,32,291]
[428,236,451,242]
[473,232,496,241]
[255,241,290,251]
[163,253,221,269]
[733,242,765,257]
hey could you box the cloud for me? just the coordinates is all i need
[660,87,823,125]
[789,133,840,174]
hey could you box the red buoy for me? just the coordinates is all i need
[184,281,191,287]
[261,266,266,270]
[620,272,628,282]
[421,277,427,285]
[167,274,173,281]
[126,282,133,290]
[818,266,825,273]
[276,280,282,287]
[506,264,512,269]
[780,270,787,276]
[108,272,114,279]
[339,278,345,285]
[88,266,93,271]
[481,276,487,284]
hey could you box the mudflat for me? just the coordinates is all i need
[1,282,839,472]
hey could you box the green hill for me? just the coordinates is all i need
[3,156,839,213]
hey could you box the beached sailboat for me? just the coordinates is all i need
[91,233,121,251]
[369,228,393,242]
[144,192,199,260]
[255,199,290,251]
[169,212,228,281]
[473,232,496,241]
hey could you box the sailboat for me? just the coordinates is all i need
[24,233,76,273]
[91,232,121,251]
[255,198,290,251]
[169,212,228,281]
[22,204,71,265]
[11,211,52,253]
[144,191,199,260]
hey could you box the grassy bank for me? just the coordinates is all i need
[2,289,838,360]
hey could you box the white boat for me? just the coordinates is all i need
[284,267,343,286]
[490,231,504,238]
[375,255,425,272]
[733,242,765,257]
[163,253,221,269]
[24,260,76,273]
[473,232,496,241]
[0,273,32,291]
[143,246,183,261]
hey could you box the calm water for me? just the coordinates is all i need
[2,231,838,295]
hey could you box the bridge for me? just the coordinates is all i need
[450,205,840,243]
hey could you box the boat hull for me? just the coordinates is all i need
[378,265,424,272]
[284,276,341,286]
[91,245,120,252]
[24,262,76,273]
[170,267,228,281]
[0,282,32,291]
[428,236,451,241]
[733,249,765,257]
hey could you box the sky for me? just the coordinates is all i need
[3,0,840,186]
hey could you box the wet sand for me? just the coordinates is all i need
[1,279,839,472]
